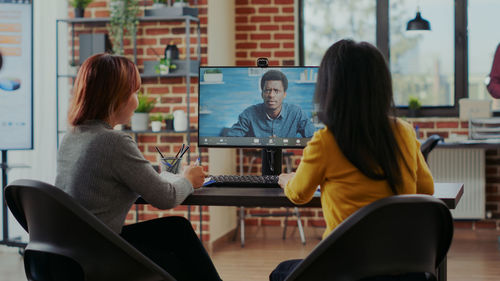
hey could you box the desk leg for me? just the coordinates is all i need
[240,207,245,247]
[199,206,203,242]
[437,256,447,281]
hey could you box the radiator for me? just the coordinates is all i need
[427,148,485,219]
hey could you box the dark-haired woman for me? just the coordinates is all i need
[270,40,434,281]
[55,53,221,281]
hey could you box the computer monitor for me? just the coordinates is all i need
[198,66,323,174]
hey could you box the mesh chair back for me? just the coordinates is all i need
[285,195,453,281]
[5,179,175,281]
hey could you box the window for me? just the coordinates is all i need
[300,0,480,116]
[302,0,376,66]
[390,0,454,107]
[468,0,500,111]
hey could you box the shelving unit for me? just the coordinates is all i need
[55,14,201,164]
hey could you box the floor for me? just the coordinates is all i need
[0,227,499,281]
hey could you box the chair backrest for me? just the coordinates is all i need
[284,194,454,281]
[420,134,444,161]
[5,179,175,281]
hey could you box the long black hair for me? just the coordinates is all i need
[315,39,404,194]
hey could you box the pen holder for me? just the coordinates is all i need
[161,157,182,174]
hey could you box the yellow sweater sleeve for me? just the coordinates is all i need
[398,119,434,195]
[284,132,326,204]
[415,136,435,195]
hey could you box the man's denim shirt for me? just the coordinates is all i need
[226,103,316,138]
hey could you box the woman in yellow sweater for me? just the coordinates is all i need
[269,40,434,281]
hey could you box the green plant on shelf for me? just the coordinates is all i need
[69,0,93,9]
[164,113,174,120]
[155,58,178,75]
[408,96,422,118]
[108,0,140,56]
[135,92,156,113]
[149,113,164,122]
[408,96,422,110]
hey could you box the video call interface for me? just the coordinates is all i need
[198,67,323,148]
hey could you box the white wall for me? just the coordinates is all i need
[207,0,237,244]
[2,0,68,241]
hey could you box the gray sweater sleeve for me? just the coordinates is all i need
[111,134,193,209]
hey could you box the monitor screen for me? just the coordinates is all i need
[198,66,323,148]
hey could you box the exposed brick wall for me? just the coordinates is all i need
[67,0,211,240]
[235,0,296,66]
[69,1,500,244]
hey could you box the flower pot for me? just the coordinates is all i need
[74,8,85,18]
[159,64,169,75]
[152,3,167,9]
[173,2,188,7]
[165,119,174,131]
[408,109,420,118]
[131,113,149,131]
[173,110,187,132]
[151,121,162,132]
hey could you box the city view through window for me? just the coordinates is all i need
[303,0,500,111]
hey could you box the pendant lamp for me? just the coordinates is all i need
[406,7,431,31]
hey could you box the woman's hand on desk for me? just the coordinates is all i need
[278,172,295,189]
[183,163,206,189]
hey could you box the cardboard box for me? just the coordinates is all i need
[459,99,492,121]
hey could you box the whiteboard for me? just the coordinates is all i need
[0,2,33,150]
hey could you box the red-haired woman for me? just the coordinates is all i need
[55,53,221,281]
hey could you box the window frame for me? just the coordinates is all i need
[298,0,468,117]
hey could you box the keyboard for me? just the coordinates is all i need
[205,175,280,188]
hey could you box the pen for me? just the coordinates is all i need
[170,145,190,168]
[155,146,165,159]
[178,145,190,159]
[194,157,200,166]
[175,144,185,158]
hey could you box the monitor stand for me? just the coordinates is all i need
[261,148,282,175]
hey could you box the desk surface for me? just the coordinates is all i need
[181,182,463,209]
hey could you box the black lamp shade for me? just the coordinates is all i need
[406,12,431,31]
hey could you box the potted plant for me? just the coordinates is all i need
[150,114,164,132]
[203,68,223,83]
[131,92,156,131]
[152,0,168,9]
[155,58,170,75]
[108,0,140,55]
[408,96,422,117]
[145,0,198,17]
[164,113,174,130]
[69,0,93,18]
[173,0,189,7]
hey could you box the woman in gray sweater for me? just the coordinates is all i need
[55,53,221,281]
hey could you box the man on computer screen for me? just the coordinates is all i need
[225,70,315,138]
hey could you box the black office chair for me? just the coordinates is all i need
[420,134,444,162]
[283,195,454,281]
[5,179,175,281]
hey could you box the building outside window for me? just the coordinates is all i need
[389,0,454,107]
[468,0,500,111]
[303,0,376,66]
[302,0,500,114]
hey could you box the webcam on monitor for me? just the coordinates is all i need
[257,57,269,67]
